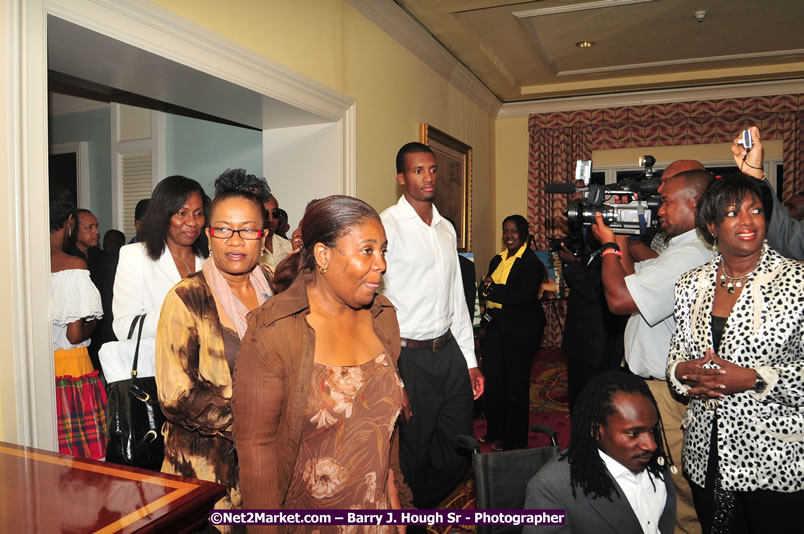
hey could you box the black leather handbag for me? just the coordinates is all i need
[105,314,165,469]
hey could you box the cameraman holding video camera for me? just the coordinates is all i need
[591,169,713,534]
[628,159,707,261]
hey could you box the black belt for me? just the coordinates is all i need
[400,331,452,352]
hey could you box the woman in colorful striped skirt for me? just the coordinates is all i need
[50,191,106,459]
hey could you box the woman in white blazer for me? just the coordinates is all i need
[666,175,804,533]
[112,175,210,353]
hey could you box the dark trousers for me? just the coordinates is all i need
[481,320,534,449]
[397,337,473,509]
[566,341,623,414]
[691,419,804,533]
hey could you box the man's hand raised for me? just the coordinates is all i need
[730,125,764,180]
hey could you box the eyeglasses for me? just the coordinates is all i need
[209,227,264,240]
[265,208,281,218]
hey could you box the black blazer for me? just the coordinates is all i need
[524,455,676,534]
[485,248,546,347]
[458,254,477,319]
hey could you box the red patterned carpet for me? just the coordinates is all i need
[428,348,569,534]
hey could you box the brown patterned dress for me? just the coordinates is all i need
[284,353,403,533]
[156,273,245,534]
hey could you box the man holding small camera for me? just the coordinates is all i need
[731,125,804,260]
[591,170,713,534]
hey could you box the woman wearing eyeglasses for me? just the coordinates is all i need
[155,170,273,532]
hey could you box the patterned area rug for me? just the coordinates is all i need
[427,348,569,534]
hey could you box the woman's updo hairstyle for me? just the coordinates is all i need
[212,168,271,228]
[50,189,77,232]
[271,195,380,294]
[696,173,771,246]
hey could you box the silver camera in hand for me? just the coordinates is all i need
[737,129,753,150]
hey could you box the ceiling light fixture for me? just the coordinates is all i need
[576,41,596,48]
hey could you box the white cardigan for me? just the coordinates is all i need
[112,242,204,342]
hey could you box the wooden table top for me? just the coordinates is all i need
[0,441,225,533]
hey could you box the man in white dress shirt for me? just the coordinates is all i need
[381,142,484,509]
[524,371,676,534]
[591,170,713,534]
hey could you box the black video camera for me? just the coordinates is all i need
[546,156,661,235]
[548,234,585,256]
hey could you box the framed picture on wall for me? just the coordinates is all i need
[420,123,472,251]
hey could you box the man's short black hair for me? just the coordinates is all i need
[396,142,433,174]
[134,198,150,222]
[103,229,126,253]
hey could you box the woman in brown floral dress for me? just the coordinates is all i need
[155,170,273,533]
[233,195,412,533]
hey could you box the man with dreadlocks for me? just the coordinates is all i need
[524,371,676,534]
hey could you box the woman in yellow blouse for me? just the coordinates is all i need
[479,214,546,451]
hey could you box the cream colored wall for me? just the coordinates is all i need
[493,116,529,254]
[152,0,497,267]
[0,5,18,442]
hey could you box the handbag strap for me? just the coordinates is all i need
[129,314,146,377]
[127,314,144,340]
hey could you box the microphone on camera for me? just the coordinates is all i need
[544,183,577,194]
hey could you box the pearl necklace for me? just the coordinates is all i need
[719,263,754,294]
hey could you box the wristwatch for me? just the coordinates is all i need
[753,369,768,394]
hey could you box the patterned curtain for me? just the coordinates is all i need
[782,110,804,200]
[527,123,591,348]
[528,93,804,347]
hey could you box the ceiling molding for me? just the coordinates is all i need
[496,78,804,118]
[348,0,502,115]
[557,49,804,77]
[512,0,656,18]
[520,19,558,76]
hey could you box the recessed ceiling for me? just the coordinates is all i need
[396,0,804,101]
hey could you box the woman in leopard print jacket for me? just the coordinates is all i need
[666,175,804,533]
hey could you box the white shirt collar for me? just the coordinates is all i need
[598,448,666,534]
[598,448,635,480]
[395,195,443,226]
[667,227,704,247]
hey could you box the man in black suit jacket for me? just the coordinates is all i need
[524,371,676,534]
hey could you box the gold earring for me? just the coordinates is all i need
[319,264,328,275]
